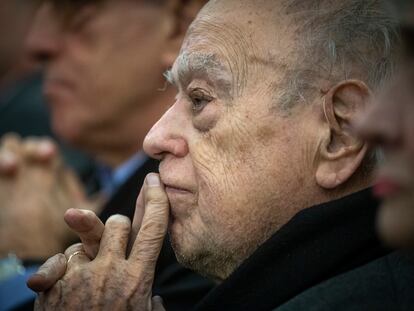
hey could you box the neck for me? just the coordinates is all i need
[217,177,375,281]
[194,188,386,311]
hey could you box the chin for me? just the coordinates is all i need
[169,221,207,273]
[168,222,234,281]
[168,220,191,262]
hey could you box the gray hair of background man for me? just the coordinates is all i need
[277,0,401,112]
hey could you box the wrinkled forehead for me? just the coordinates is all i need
[176,15,255,95]
[172,2,295,95]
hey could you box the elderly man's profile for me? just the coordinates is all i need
[27,0,414,310]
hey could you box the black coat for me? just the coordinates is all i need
[276,251,414,311]
[192,189,405,311]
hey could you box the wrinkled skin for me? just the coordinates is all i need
[29,0,375,307]
[30,174,168,311]
[142,0,372,280]
[0,135,99,259]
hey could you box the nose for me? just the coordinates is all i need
[143,105,189,160]
[25,4,62,64]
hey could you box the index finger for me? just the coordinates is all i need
[129,174,169,269]
[126,186,145,255]
[0,133,22,175]
[64,209,105,259]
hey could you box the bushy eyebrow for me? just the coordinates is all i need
[167,52,233,96]
[163,69,175,86]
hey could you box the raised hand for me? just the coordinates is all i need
[0,134,99,259]
[30,173,169,311]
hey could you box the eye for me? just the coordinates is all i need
[189,89,213,113]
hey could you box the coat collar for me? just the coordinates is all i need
[194,189,390,311]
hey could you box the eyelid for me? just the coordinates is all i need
[188,87,214,114]
[188,87,213,99]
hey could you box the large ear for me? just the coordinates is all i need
[161,0,205,67]
[315,80,372,189]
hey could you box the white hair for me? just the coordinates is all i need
[277,0,401,111]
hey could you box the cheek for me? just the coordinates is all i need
[190,111,279,209]
[189,140,242,233]
[190,138,265,233]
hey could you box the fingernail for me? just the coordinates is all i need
[77,209,91,216]
[146,174,160,186]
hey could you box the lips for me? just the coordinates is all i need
[373,177,403,198]
[44,78,71,89]
[163,182,192,195]
[160,173,193,194]
[43,74,76,98]
[162,180,193,220]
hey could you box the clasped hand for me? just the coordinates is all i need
[0,134,96,259]
[27,173,169,311]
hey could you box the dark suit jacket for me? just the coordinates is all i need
[99,157,214,311]
[276,251,414,311]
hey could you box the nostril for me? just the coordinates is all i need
[152,151,166,161]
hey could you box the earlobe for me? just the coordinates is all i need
[315,80,372,190]
[316,144,368,189]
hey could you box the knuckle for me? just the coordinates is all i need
[55,253,67,266]
[64,243,84,257]
[39,137,56,147]
[146,188,168,205]
[43,253,62,267]
[1,133,21,144]
[0,149,16,166]
[148,197,169,207]
[95,255,121,269]
[23,137,40,148]
[140,218,167,237]
[48,253,65,265]
[144,203,170,222]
